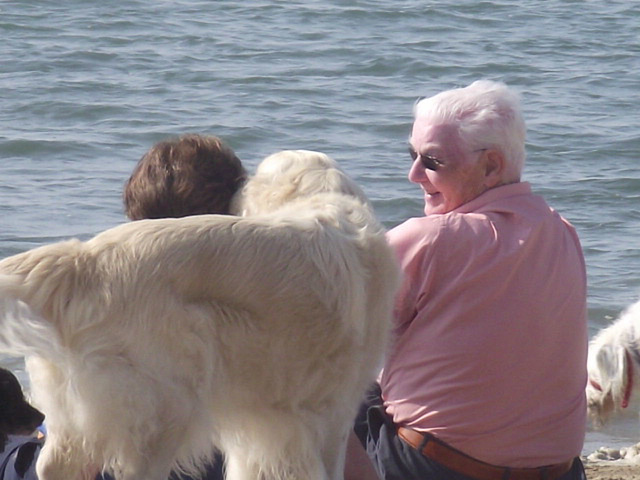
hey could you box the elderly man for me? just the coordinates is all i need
[346,80,587,480]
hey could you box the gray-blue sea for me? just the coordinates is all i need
[1,0,639,459]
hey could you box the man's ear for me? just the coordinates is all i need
[483,149,506,188]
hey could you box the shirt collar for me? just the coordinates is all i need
[451,182,531,214]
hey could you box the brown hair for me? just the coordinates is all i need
[123,134,247,220]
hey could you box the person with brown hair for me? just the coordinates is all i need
[124,134,247,220]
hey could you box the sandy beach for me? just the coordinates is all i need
[585,460,640,480]
[583,438,640,478]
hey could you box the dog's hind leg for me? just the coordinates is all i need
[224,449,329,480]
[35,434,89,480]
[36,432,173,480]
[223,454,259,480]
[221,411,331,480]
[117,463,173,480]
[319,417,351,480]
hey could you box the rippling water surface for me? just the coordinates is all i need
[1,0,639,455]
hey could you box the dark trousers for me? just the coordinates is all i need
[353,385,586,480]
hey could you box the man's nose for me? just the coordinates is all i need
[408,158,427,184]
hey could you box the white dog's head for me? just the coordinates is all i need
[587,301,640,427]
[232,150,370,216]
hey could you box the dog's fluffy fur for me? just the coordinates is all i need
[0,150,399,480]
[587,298,640,427]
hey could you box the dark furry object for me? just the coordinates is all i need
[0,368,44,449]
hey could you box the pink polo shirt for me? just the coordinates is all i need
[381,182,587,467]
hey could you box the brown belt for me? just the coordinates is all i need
[397,427,574,480]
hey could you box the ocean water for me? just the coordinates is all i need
[1,0,639,458]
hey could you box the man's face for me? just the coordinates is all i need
[408,119,490,215]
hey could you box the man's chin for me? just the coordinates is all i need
[424,194,445,215]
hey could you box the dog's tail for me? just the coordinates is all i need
[0,274,63,360]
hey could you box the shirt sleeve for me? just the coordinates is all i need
[386,218,438,333]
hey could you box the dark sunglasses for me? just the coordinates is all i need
[408,147,444,171]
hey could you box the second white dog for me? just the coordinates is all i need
[0,151,400,480]
[587,298,640,427]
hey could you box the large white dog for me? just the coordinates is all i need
[587,298,640,427]
[0,151,400,480]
